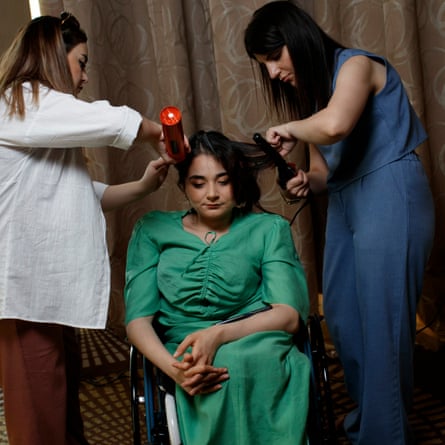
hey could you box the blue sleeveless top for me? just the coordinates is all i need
[318,48,427,191]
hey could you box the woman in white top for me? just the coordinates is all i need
[0,12,177,445]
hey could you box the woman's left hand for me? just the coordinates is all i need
[138,157,170,193]
[284,169,311,199]
[173,326,223,367]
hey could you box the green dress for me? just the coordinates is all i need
[125,210,310,445]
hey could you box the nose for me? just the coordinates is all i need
[206,183,219,200]
[82,71,89,84]
[265,61,280,80]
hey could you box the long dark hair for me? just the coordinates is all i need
[244,1,343,120]
[0,12,87,117]
[176,131,271,214]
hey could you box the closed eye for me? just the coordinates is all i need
[79,55,88,70]
[190,181,205,189]
[266,48,282,61]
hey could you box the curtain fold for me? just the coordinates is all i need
[38,0,445,341]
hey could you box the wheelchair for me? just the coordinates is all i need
[129,314,336,445]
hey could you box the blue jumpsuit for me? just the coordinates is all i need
[319,49,435,445]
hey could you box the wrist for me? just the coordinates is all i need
[151,121,162,141]
[210,324,226,346]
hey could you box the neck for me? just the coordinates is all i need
[183,211,233,244]
[191,213,232,233]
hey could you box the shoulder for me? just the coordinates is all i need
[336,48,386,67]
[136,210,183,228]
[130,211,184,244]
[38,84,126,113]
[334,49,387,93]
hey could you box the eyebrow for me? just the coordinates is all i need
[188,172,228,181]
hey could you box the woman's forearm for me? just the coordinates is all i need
[213,304,300,345]
[126,317,180,380]
[135,116,163,144]
[307,143,328,193]
[127,317,230,395]
[100,157,169,212]
[100,181,148,212]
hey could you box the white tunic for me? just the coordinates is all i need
[0,84,142,328]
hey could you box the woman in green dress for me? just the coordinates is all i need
[125,130,310,445]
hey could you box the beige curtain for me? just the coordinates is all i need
[39,0,445,341]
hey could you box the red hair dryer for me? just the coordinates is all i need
[160,106,185,162]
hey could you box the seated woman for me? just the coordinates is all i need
[125,130,310,445]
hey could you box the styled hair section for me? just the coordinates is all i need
[175,131,265,214]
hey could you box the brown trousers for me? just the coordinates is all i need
[0,320,90,445]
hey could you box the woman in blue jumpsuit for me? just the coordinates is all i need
[244,2,435,444]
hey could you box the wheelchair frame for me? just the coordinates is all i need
[129,314,337,445]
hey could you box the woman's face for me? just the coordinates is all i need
[255,45,296,87]
[67,42,88,96]
[184,154,236,225]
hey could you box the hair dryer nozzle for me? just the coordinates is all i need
[160,106,185,162]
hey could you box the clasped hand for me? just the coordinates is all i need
[172,326,229,396]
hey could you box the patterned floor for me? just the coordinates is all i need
[0,328,444,444]
[329,354,445,445]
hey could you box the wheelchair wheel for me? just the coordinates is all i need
[165,393,181,445]
[130,345,144,445]
[130,346,171,445]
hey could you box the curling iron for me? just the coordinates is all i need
[253,133,297,189]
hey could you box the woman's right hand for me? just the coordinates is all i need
[171,359,229,396]
[171,326,230,396]
[266,123,299,156]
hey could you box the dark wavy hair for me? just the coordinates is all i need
[175,131,271,214]
[0,12,87,117]
[244,1,344,121]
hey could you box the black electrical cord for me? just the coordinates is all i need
[416,298,445,336]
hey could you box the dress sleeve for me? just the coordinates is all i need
[124,216,161,324]
[261,216,309,322]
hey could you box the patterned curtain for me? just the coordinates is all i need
[39,0,445,342]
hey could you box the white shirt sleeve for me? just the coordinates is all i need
[92,181,108,201]
[1,85,143,150]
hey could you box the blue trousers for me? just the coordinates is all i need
[323,154,434,445]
